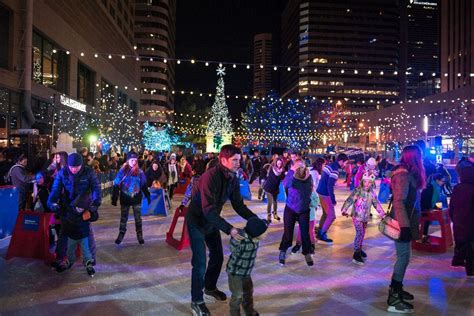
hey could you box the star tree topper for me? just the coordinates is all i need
[216,66,226,77]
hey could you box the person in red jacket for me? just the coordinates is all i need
[449,165,474,277]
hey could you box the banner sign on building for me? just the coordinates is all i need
[60,95,87,112]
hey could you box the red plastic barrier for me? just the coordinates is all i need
[166,206,190,250]
[6,211,56,263]
[173,178,191,195]
[412,210,453,253]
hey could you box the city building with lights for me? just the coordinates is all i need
[134,0,176,123]
[252,33,273,98]
[0,0,140,149]
[401,0,440,99]
[440,0,474,92]
[280,0,402,111]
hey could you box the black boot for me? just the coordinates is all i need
[391,279,414,302]
[387,286,414,313]
[115,232,125,245]
[137,231,144,244]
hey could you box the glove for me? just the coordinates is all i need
[178,205,185,213]
[51,203,60,212]
[399,227,412,242]
[111,200,117,206]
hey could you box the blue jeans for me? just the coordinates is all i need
[188,222,224,303]
[67,237,93,265]
[392,240,412,282]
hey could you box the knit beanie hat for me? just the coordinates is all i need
[294,166,310,181]
[244,217,268,238]
[67,153,83,167]
[127,151,138,161]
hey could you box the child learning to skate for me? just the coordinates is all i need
[226,217,268,316]
[341,166,385,265]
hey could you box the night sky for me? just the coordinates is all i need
[175,0,286,118]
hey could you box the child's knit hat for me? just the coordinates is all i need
[244,217,268,238]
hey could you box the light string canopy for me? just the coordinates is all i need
[48,47,474,79]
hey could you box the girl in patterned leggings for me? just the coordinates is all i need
[341,167,386,265]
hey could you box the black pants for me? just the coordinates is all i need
[188,223,223,303]
[453,240,474,275]
[279,206,311,255]
[249,171,259,184]
[168,183,177,200]
[120,204,142,233]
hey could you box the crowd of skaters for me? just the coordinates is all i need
[1,143,473,315]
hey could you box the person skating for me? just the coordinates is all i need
[112,152,151,245]
[291,186,319,255]
[47,153,101,271]
[262,157,285,222]
[449,165,474,277]
[226,217,268,316]
[186,145,258,316]
[278,159,314,267]
[341,166,385,265]
[56,192,99,277]
[316,153,349,243]
[386,145,425,313]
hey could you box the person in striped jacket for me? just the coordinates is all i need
[316,153,348,243]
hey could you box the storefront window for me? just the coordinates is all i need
[77,62,95,105]
[32,31,68,93]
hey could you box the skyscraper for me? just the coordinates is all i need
[134,0,176,123]
[440,0,474,92]
[253,33,273,97]
[281,0,402,111]
[403,0,440,99]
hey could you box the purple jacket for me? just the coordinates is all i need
[284,170,313,213]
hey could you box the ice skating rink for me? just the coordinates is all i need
[1,181,473,315]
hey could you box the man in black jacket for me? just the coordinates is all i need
[186,144,258,316]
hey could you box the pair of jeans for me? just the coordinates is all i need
[266,191,278,216]
[67,237,92,264]
[392,240,412,282]
[228,273,257,316]
[56,225,96,263]
[318,194,336,233]
[188,222,224,303]
[257,179,265,199]
[120,204,142,233]
[279,206,311,255]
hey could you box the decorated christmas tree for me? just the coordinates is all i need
[142,121,176,151]
[241,92,319,149]
[206,66,233,152]
[101,101,140,150]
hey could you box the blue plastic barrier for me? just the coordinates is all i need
[277,182,286,202]
[141,188,167,216]
[378,180,391,203]
[240,179,252,201]
[0,186,20,239]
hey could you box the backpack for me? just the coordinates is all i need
[4,164,21,185]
